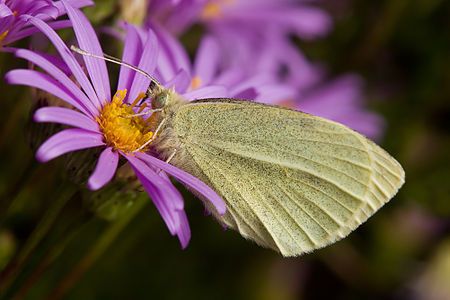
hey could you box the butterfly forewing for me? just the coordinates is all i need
[159,99,404,256]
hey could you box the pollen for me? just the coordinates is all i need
[201,0,235,19]
[97,90,154,153]
[190,76,202,89]
[201,2,222,19]
[0,30,9,44]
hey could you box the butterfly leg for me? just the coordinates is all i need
[122,108,163,118]
[165,148,177,164]
[133,118,167,152]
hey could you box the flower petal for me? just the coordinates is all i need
[27,16,101,109]
[176,210,191,249]
[14,49,98,116]
[5,69,91,115]
[127,155,185,234]
[194,35,220,85]
[164,69,190,94]
[117,23,142,92]
[254,85,297,103]
[87,147,119,190]
[62,0,110,104]
[8,20,73,44]
[282,6,332,39]
[54,0,94,15]
[134,168,191,249]
[0,4,13,18]
[135,153,226,215]
[34,107,99,132]
[126,155,184,210]
[183,85,228,100]
[137,171,179,235]
[128,29,159,103]
[153,23,191,82]
[36,128,104,162]
[233,87,258,100]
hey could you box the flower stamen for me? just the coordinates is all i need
[130,92,147,108]
[201,0,235,20]
[190,76,202,89]
[97,89,155,153]
[201,3,222,19]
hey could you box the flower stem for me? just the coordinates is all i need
[46,198,147,300]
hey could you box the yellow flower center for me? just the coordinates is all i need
[97,90,154,153]
[190,76,202,89]
[201,0,234,19]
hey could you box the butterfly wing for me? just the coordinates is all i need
[165,99,404,256]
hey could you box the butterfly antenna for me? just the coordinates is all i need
[70,45,162,89]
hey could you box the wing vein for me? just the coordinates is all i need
[199,140,370,202]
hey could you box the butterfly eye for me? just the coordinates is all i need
[152,93,168,109]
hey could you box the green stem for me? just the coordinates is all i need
[47,198,146,300]
[0,185,76,296]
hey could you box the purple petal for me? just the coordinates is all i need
[8,20,73,44]
[164,69,190,94]
[34,107,99,132]
[176,210,191,249]
[134,168,190,248]
[27,16,101,109]
[194,35,220,85]
[33,5,59,20]
[282,6,332,39]
[62,0,110,104]
[183,85,228,100]
[213,68,246,87]
[222,5,332,40]
[126,155,184,210]
[254,85,297,103]
[88,147,119,190]
[228,73,272,95]
[127,155,184,233]
[5,69,91,116]
[36,128,105,162]
[135,171,179,235]
[54,0,94,15]
[337,111,384,141]
[0,4,13,17]
[233,87,258,100]
[128,29,159,103]
[153,23,191,82]
[135,152,226,215]
[117,23,142,92]
[14,49,98,116]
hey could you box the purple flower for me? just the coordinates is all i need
[269,75,385,140]
[5,1,226,248]
[199,26,384,139]
[200,0,332,40]
[139,24,294,101]
[146,0,204,35]
[146,0,331,39]
[0,0,92,46]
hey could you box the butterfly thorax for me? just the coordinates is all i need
[148,87,189,163]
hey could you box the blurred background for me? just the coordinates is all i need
[0,0,450,299]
